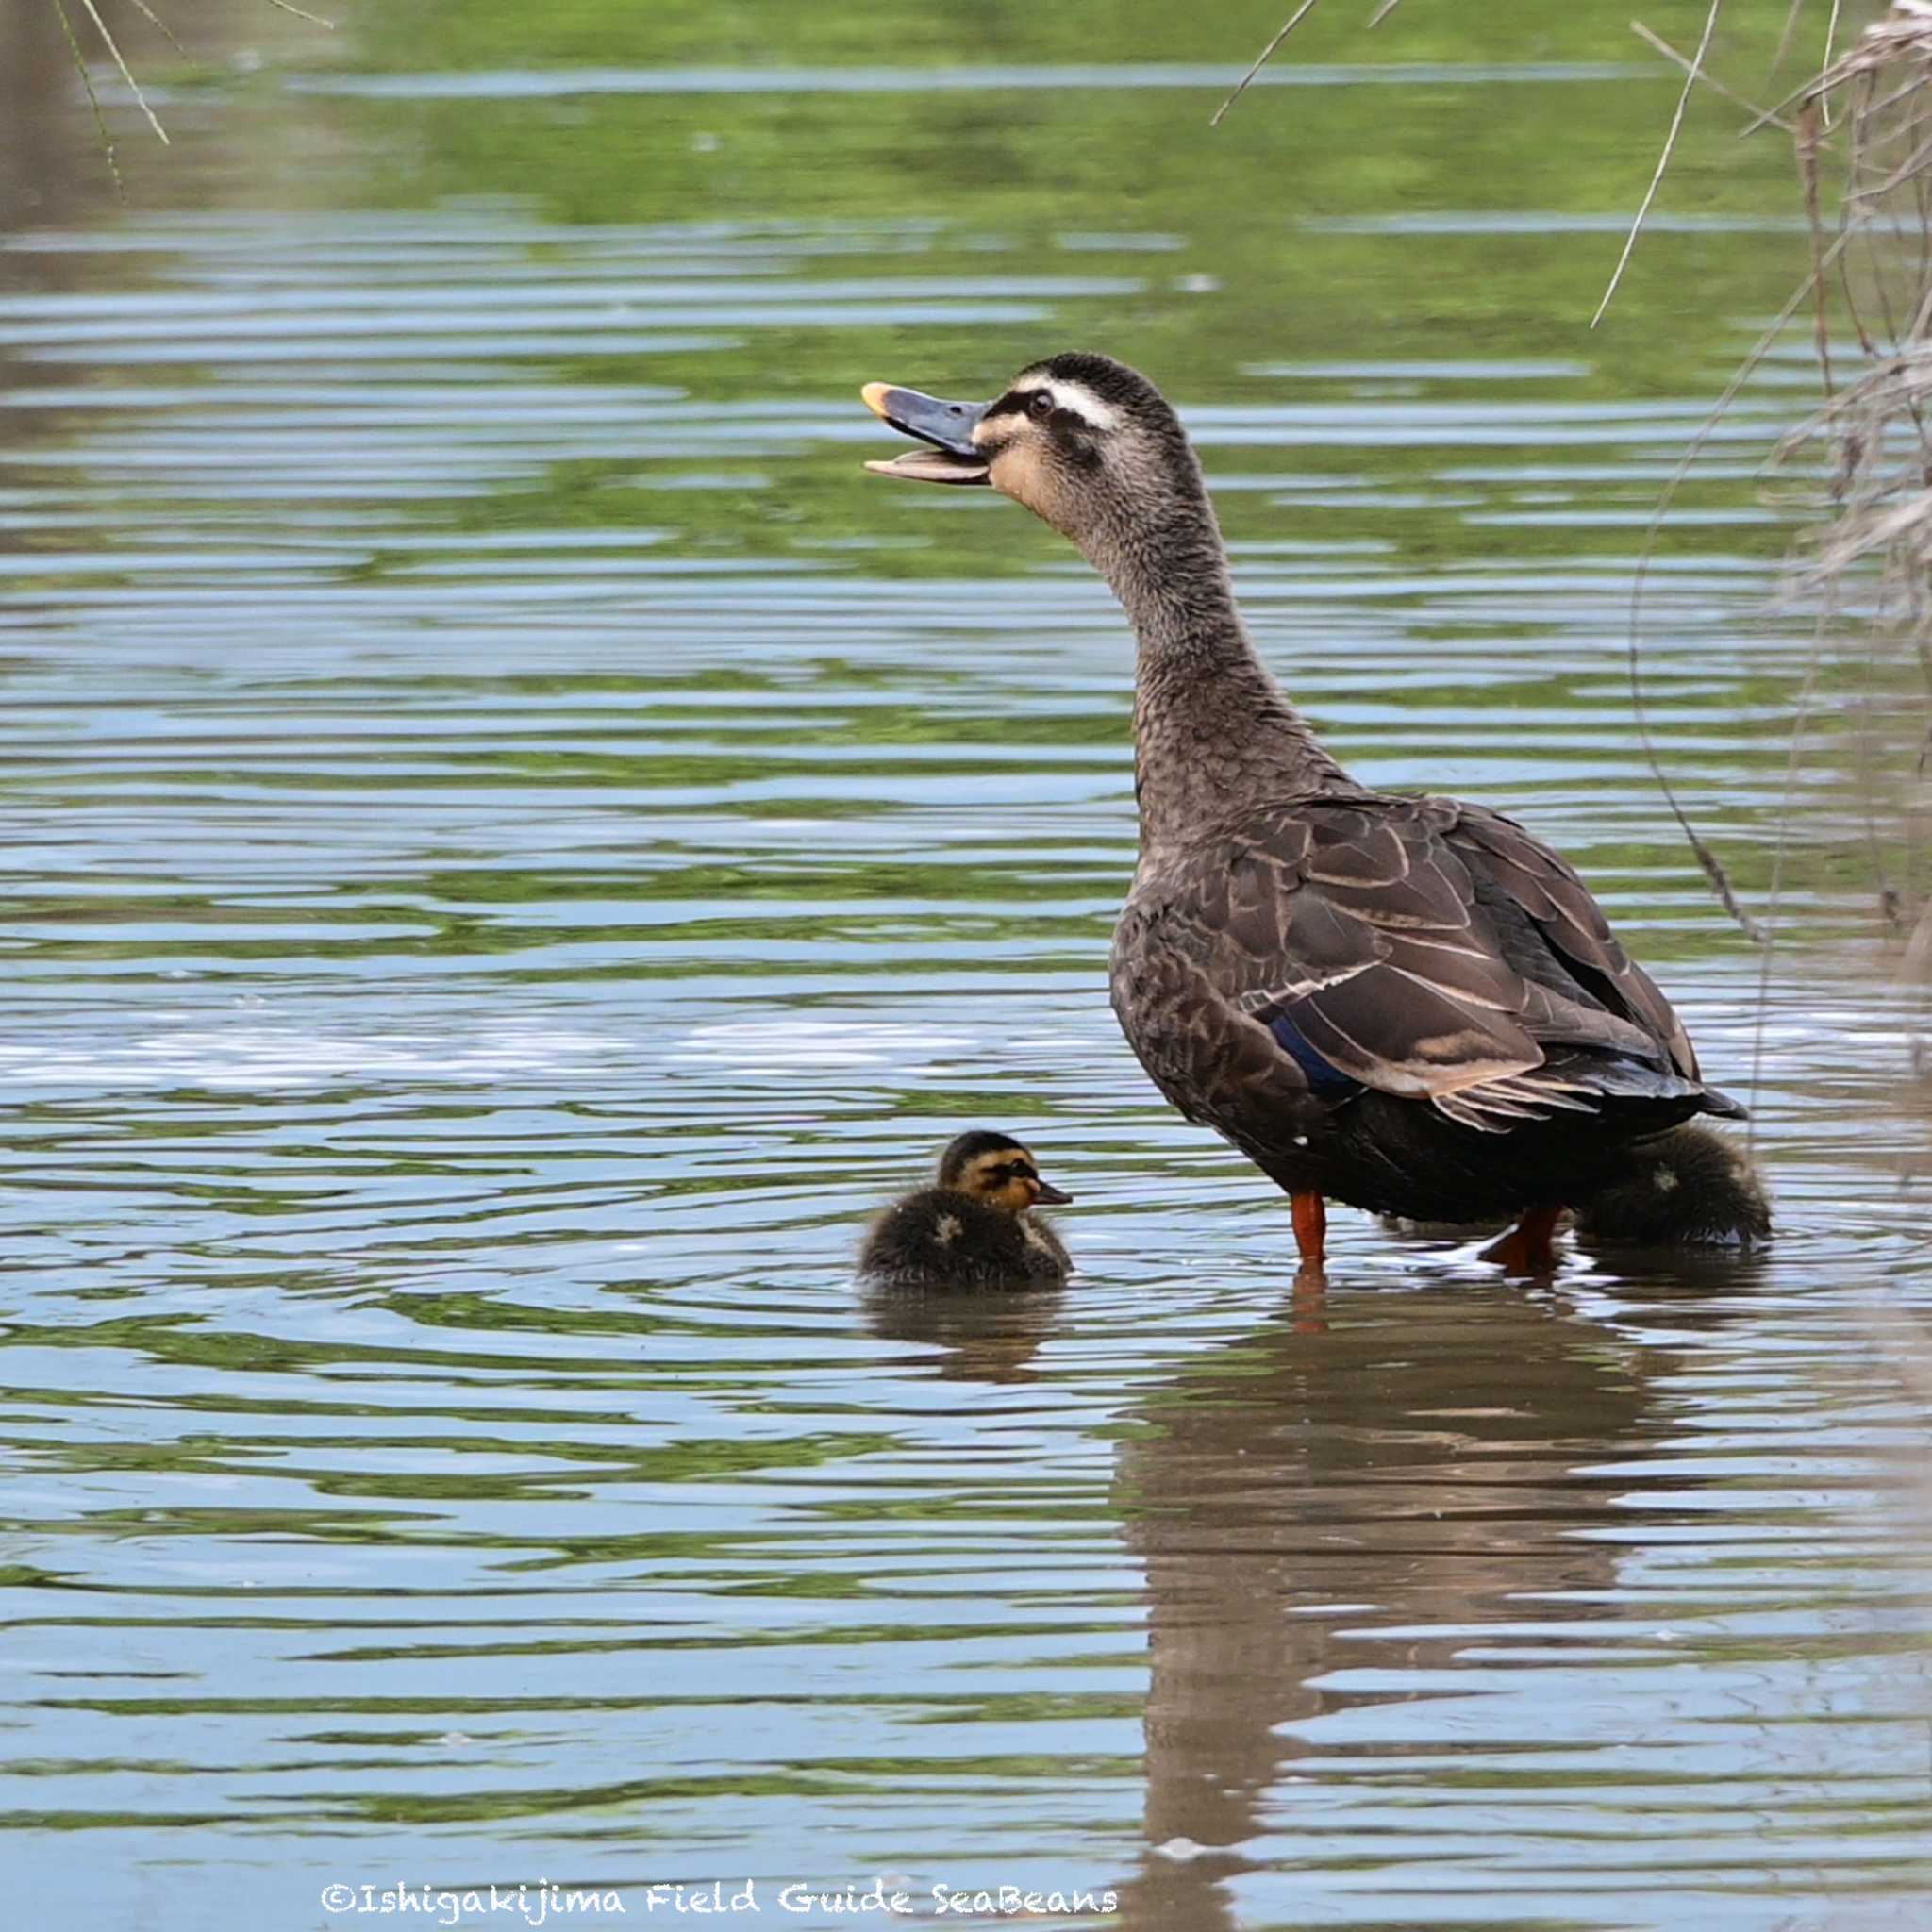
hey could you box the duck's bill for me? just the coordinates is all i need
[864,448,991,484]
[1032,1180,1073,1205]
[861,381,991,485]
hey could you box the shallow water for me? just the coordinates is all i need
[3,4,1930,1928]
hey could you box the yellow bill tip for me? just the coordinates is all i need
[860,381,893,420]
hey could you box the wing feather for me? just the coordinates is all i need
[1445,803,1699,1078]
[1154,792,1714,1125]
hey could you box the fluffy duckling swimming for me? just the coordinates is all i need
[859,1130,1073,1288]
[1575,1124,1771,1249]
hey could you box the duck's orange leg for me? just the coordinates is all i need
[1291,1191,1327,1266]
[1480,1204,1564,1274]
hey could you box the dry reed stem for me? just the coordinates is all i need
[1822,0,1843,129]
[1624,205,1864,954]
[1771,3,1932,970]
[77,0,168,144]
[1633,19,1804,137]
[122,0,185,59]
[1617,5,1932,964]
[264,0,335,27]
[51,0,337,175]
[1777,0,1809,71]
[49,0,123,192]
[1592,1,1722,328]
[1211,0,1324,127]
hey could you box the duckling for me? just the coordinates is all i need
[859,1130,1073,1288]
[862,353,1759,1271]
[1574,1124,1771,1248]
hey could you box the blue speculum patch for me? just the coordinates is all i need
[1266,1010,1361,1099]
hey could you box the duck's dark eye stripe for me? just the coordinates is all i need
[986,385,1104,435]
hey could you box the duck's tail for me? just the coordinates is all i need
[1574,1124,1771,1249]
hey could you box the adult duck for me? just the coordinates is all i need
[861,353,1751,1272]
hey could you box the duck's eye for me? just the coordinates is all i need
[1027,391,1056,423]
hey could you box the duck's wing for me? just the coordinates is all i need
[1187,794,1725,1133]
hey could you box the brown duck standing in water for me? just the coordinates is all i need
[862,352,1761,1273]
[859,1130,1073,1288]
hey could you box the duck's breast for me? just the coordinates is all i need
[1109,869,1323,1144]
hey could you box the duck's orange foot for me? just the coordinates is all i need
[1291,1190,1326,1267]
[1480,1204,1566,1275]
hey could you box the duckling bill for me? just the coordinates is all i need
[859,1130,1073,1288]
[863,354,1764,1273]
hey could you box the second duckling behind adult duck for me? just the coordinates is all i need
[1575,1124,1771,1249]
[859,1130,1073,1288]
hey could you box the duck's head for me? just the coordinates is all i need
[861,351,1203,552]
[935,1129,1072,1215]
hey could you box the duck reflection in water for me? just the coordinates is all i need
[868,1243,1762,1932]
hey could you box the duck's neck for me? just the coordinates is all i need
[1081,489,1354,852]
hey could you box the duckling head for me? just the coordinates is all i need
[862,352,1205,560]
[936,1129,1072,1216]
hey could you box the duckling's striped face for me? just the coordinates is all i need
[934,1130,1074,1215]
[957,1146,1058,1216]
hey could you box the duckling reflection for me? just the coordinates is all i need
[858,1130,1073,1289]
[861,1280,1066,1385]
